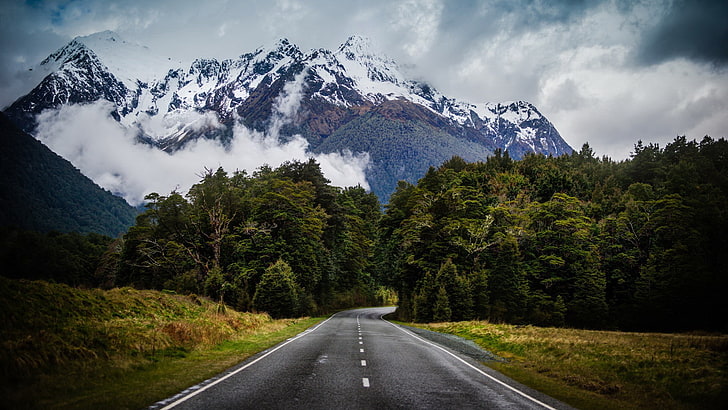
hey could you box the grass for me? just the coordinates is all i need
[0,276,323,409]
[409,321,728,409]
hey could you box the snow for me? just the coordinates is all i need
[75,31,181,90]
[23,31,564,155]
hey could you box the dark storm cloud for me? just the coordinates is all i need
[638,0,728,66]
[439,0,600,38]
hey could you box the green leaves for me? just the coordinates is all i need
[253,260,300,319]
[383,137,728,332]
[118,160,384,316]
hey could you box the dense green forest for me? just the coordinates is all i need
[117,159,391,316]
[4,135,727,332]
[0,228,117,287]
[380,136,728,331]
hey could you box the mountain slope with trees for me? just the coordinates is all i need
[3,32,572,204]
[0,112,137,237]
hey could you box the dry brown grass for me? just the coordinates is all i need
[0,277,320,409]
[420,321,728,409]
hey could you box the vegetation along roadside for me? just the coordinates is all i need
[0,276,323,409]
[407,320,728,409]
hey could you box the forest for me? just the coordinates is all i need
[380,136,728,331]
[4,136,727,331]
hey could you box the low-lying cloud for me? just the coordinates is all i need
[34,101,370,206]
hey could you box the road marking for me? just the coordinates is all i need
[381,316,558,410]
[362,378,370,387]
[360,348,364,353]
[361,360,367,366]
[359,336,362,339]
[158,314,337,409]
[359,341,363,344]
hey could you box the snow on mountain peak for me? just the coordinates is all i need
[338,35,375,58]
[8,31,570,159]
[76,30,123,45]
[273,38,301,56]
[329,35,414,102]
[72,31,178,88]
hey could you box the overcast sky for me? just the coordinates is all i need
[1,0,727,160]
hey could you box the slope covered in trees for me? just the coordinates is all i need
[0,112,137,237]
[380,137,728,332]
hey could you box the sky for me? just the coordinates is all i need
[1,0,727,162]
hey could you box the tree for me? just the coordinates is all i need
[253,260,300,318]
[487,232,527,323]
[432,286,452,322]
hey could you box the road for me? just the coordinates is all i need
[152,307,572,409]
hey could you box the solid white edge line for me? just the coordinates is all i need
[159,314,337,410]
[379,314,557,410]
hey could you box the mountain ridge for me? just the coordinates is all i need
[4,31,573,202]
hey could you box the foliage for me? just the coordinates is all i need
[0,227,117,287]
[383,138,728,331]
[315,113,492,203]
[117,160,385,316]
[253,260,301,318]
[0,275,319,409]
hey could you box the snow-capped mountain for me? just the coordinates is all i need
[4,31,572,202]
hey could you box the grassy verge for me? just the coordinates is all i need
[0,276,323,409]
[407,321,728,409]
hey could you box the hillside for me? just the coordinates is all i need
[0,112,137,236]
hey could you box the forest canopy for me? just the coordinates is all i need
[3,136,726,332]
[117,159,389,316]
[380,136,728,331]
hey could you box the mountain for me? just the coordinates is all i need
[0,112,138,236]
[3,31,573,202]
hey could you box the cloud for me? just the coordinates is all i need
[392,0,444,57]
[269,69,308,137]
[132,109,223,140]
[34,101,370,206]
[3,0,727,164]
[637,0,728,67]
[544,58,728,159]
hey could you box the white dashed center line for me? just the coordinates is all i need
[362,378,370,387]
[361,360,367,366]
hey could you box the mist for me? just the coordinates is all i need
[33,100,370,206]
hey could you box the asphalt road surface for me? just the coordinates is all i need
[152,307,573,409]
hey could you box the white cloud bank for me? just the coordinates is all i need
[34,101,369,206]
